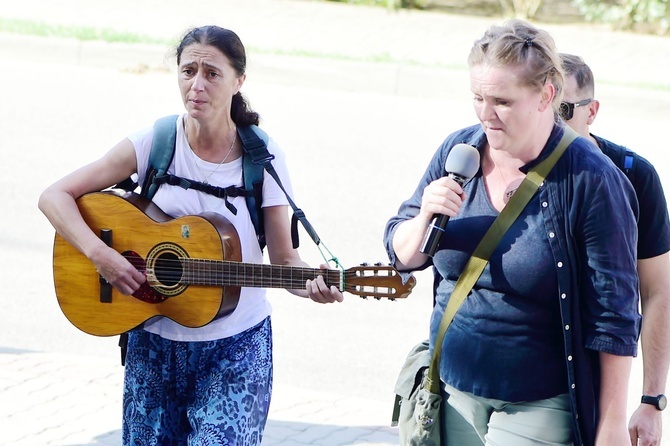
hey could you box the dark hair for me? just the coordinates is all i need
[176,25,260,126]
[560,53,595,98]
[468,20,564,113]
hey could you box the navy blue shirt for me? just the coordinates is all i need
[384,123,641,446]
[594,134,670,259]
[434,174,566,402]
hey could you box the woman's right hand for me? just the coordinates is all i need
[419,175,466,221]
[38,137,143,295]
[90,245,146,296]
[392,176,467,269]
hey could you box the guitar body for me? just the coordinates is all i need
[53,190,242,336]
[53,191,416,337]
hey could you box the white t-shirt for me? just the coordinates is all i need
[128,114,293,341]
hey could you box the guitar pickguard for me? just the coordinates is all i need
[127,243,190,303]
[124,251,169,304]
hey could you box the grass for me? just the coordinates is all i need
[0,17,452,68]
[1,17,667,91]
[0,18,170,45]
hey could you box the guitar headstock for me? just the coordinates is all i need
[343,263,415,300]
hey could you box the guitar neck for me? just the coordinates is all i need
[179,259,343,290]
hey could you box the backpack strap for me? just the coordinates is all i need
[621,149,636,183]
[597,133,637,185]
[237,125,322,250]
[125,116,321,252]
[140,115,179,200]
[117,114,177,367]
[151,174,251,216]
[238,125,271,251]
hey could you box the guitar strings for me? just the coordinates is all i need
[121,256,400,295]
[126,256,394,282]
[125,256,341,288]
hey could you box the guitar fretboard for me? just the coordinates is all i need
[182,259,343,290]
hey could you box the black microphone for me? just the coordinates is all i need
[419,143,481,257]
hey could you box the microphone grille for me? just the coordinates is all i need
[445,144,480,179]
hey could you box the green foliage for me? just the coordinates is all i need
[572,0,669,33]
[0,18,169,44]
[326,0,392,6]
[326,0,427,9]
[498,0,544,19]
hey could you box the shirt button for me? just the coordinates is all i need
[568,355,573,361]
[549,232,555,238]
[557,262,563,268]
[571,384,576,389]
[561,293,566,299]
[565,325,570,330]
[542,202,548,208]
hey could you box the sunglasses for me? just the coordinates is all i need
[559,98,593,121]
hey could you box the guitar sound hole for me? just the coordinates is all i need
[154,252,183,287]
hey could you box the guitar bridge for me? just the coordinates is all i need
[145,268,158,286]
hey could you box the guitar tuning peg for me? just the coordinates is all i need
[374,296,381,301]
[360,262,369,266]
[360,295,368,300]
[375,262,383,266]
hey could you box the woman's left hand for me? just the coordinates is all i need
[305,264,344,304]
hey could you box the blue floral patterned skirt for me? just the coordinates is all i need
[122,317,273,446]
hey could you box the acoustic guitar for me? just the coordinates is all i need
[52,190,415,336]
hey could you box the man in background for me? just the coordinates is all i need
[561,53,670,446]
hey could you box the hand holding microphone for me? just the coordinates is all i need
[419,144,481,257]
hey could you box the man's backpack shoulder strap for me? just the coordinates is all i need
[140,114,179,200]
[596,134,637,184]
[621,149,637,183]
[611,146,637,184]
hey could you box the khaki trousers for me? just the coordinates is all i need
[442,383,574,445]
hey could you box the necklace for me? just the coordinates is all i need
[491,153,524,204]
[193,130,237,185]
